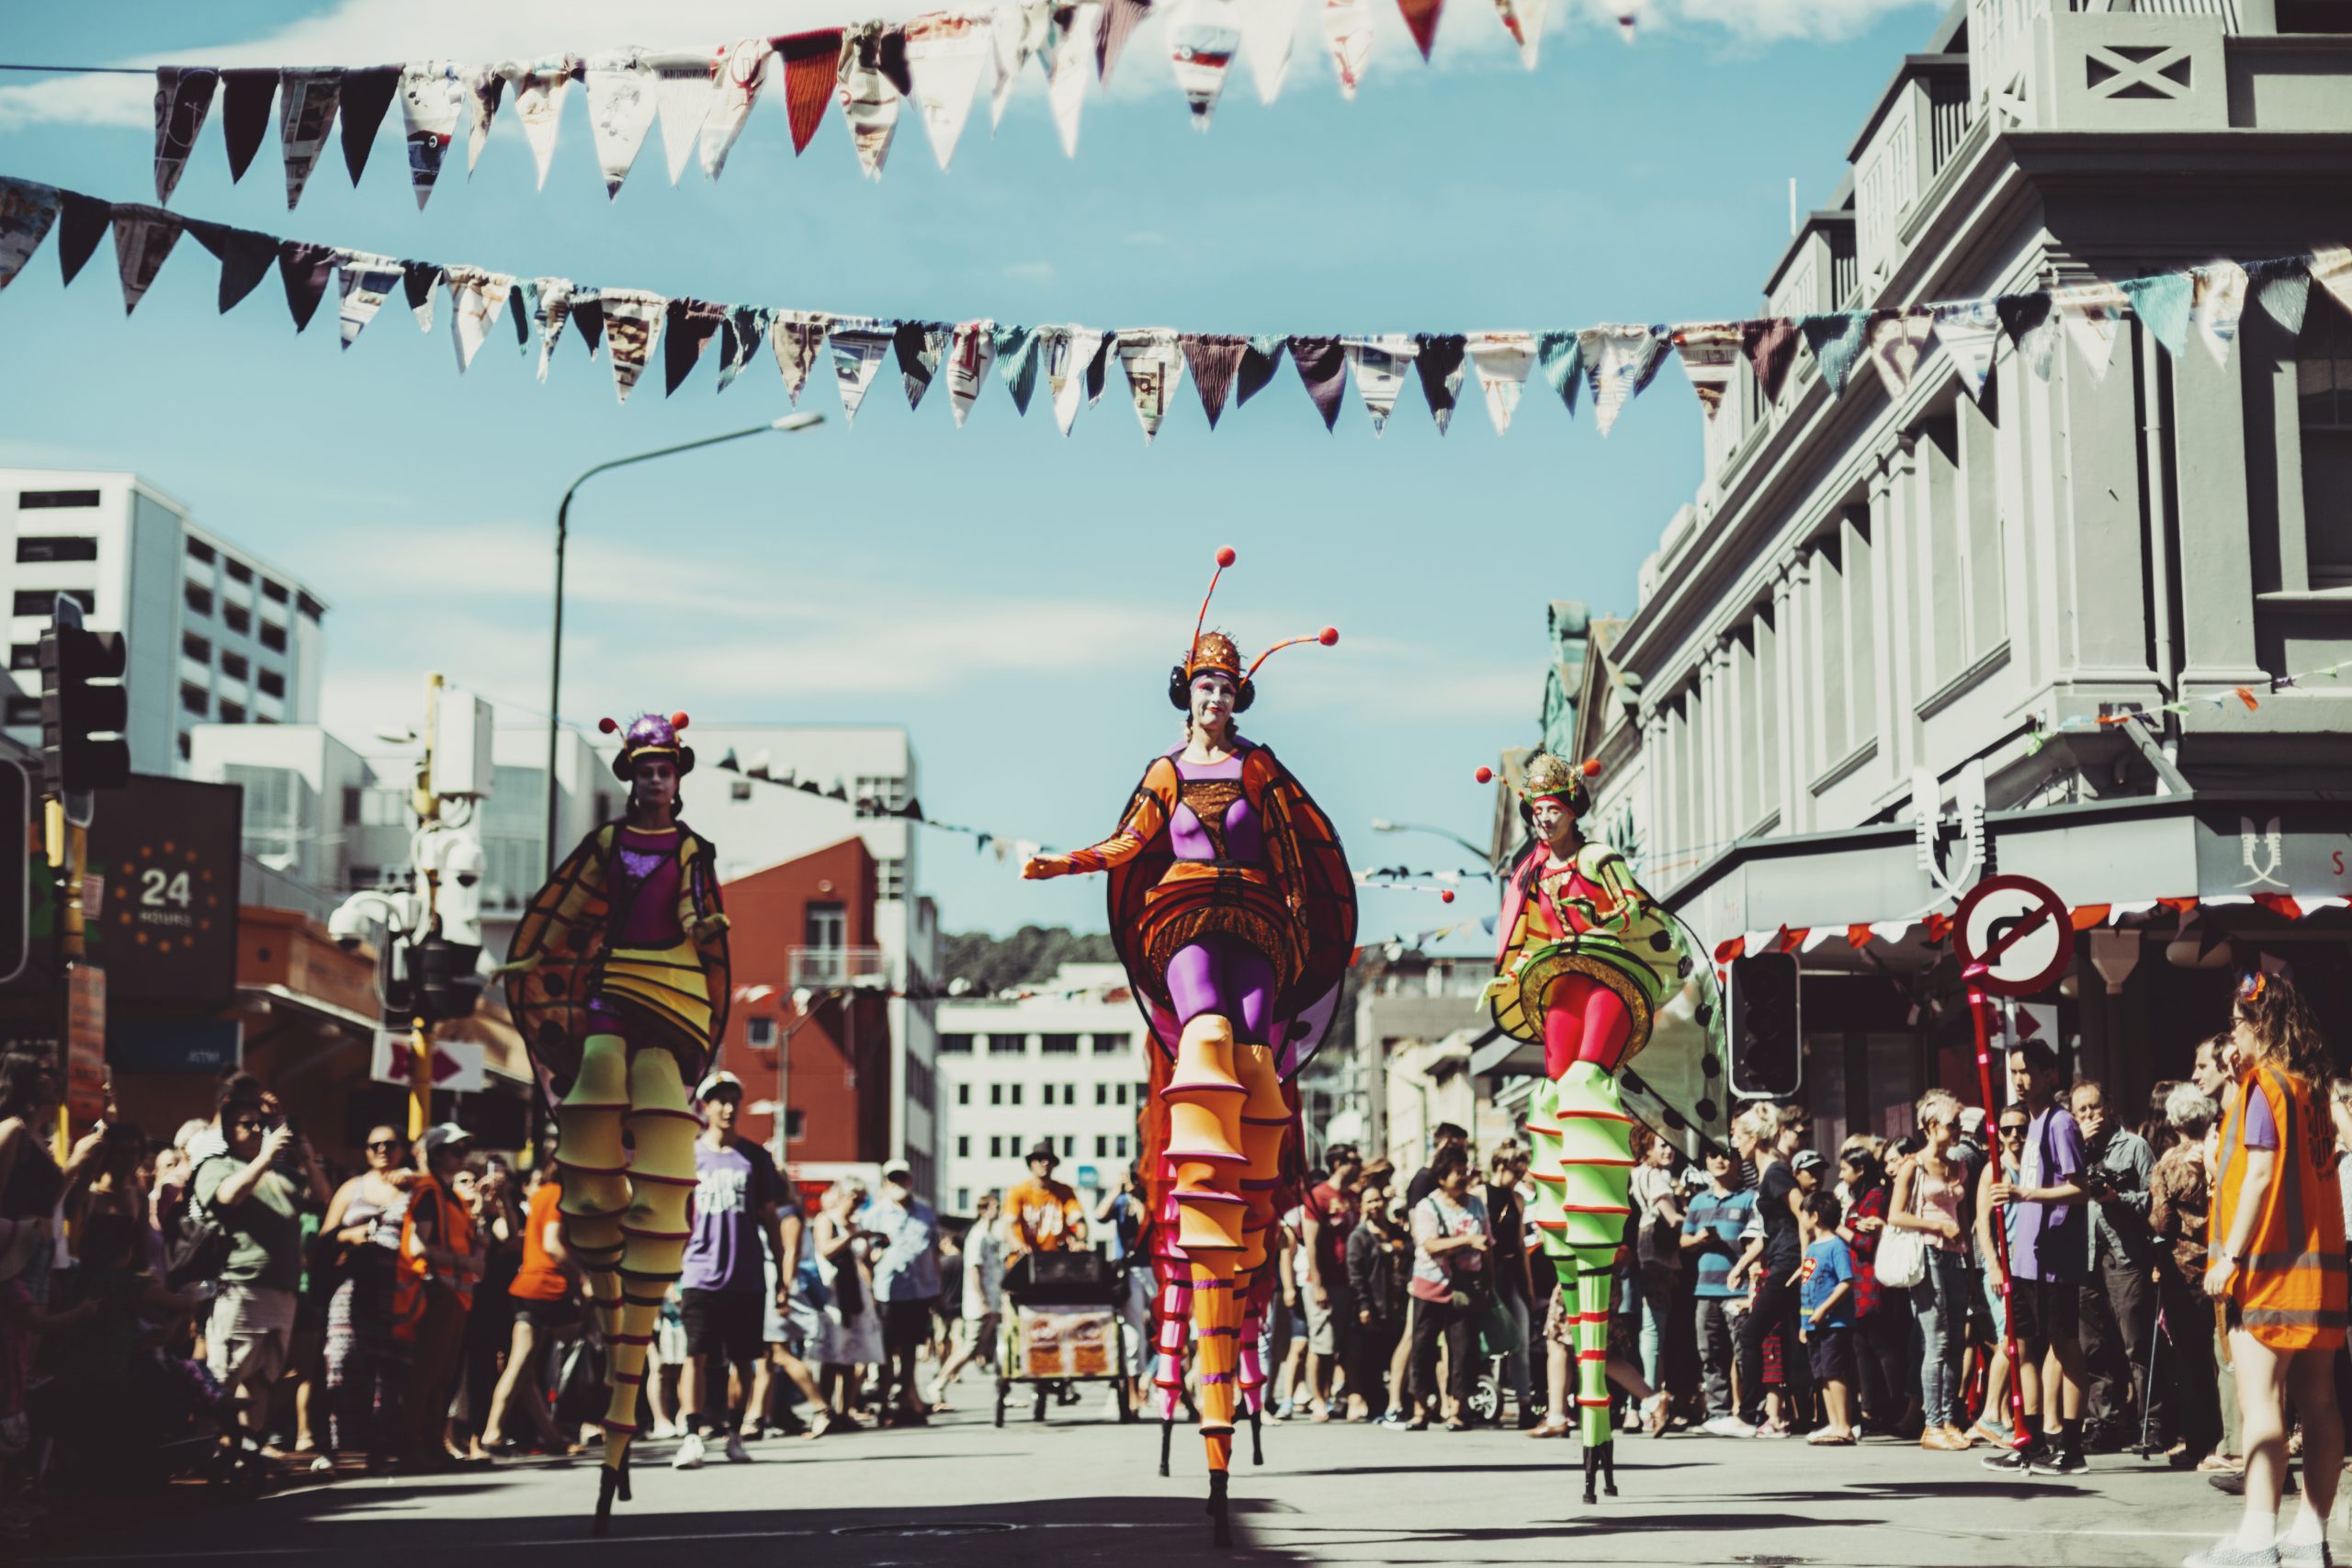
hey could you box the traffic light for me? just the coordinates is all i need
[1726,950,1804,1100]
[39,624,130,795]
[0,758,27,987]
[411,933,484,1022]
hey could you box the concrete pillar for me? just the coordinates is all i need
[2057,321,2157,684]
[2170,317,2268,688]
[1774,558,1807,835]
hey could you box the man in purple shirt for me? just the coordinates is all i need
[1984,1037,2098,1478]
[673,1072,792,1469]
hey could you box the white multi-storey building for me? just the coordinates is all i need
[934,963,1150,1217]
[0,470,324,773]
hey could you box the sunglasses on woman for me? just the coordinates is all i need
[1997,1123,2028,1140]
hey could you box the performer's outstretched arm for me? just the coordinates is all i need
[1023,771,1171,879]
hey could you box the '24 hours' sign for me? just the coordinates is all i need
[87,775,241,1008]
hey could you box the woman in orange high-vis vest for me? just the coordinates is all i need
[2196,971,2346,1568]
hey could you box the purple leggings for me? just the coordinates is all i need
[1165,936,1275,1043]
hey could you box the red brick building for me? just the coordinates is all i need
[712,838,894,1171]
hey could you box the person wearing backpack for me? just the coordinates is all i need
[1403,1145,1492,1430]
[190,1081,326,1449]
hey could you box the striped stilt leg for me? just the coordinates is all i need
[1152,1177,1193,1472]
[1163,1014,1247,1546]
[555,1034,630,1348]
[1554,1062,1634,1492]
[1235,1042,1286,1466]
[596,1050,698,1531]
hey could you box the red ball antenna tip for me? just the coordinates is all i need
[671,711,691,731]
[1441,889,1456,904]
[1580,758,1602,777]
[1474,766,1494,784]
[1317,626,1339,647]
[597,716,620,735]
[1215,547,1237,568]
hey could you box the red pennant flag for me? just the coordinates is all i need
[2254,893,2303,920]
[1397,0,1444,58]
[1922,912,1952,944]
[2069,904,2111,931]
[1712,935,1747,964]
[2157,896,2199,914]
[775,29,843,154]
[2234,686,2260,711]
[1846,923,1874,949]
[1774,926,1807,953]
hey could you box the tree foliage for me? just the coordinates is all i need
[940,925,1119,995]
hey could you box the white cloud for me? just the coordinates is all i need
[1001,260,1057,285]
[1665,0,1939,43]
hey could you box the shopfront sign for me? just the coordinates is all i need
[2193,811,2352,897]
[87,776,241,1007]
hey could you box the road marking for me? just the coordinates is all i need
[34,1519,1195,1562]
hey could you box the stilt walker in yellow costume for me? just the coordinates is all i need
[1023,548,1354,1547]
[1480,751,1724,1506]
[501,712,729,1533]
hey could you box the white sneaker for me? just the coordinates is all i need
[647,1419,680,1441]
[672,1430,707,1470]
[1702,1416,1758,1438]
[723,1434,752,1464]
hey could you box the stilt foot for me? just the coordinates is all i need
[1208,1470,1232,1549]
[1250,1407,1263,1467]
[1159,1418,1173,1478]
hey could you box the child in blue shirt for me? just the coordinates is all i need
[1797,1191,1858,1445]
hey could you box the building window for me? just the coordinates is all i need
[14,588,91,617]
[19,489,100,509]
[257,670,284,698]
[225,559,253,584]
[955,1187,969,1211]
[185,536,216,561]
[1117,1083,1130,1105]
[180,682,208,716]
[730,780,752,801]
[941,1032,974,1054]
[7,645,35,671]
[878,856,908,900]
[1115,1134,1129,1157]
[298,592,324,621]
[220,651,249,680]
[1094,1135,1109,1157]
[854,773,909,810]
[342,785,362,826]
[956,1083,970,1105]
[263,579,289,604]
[956,1135,971,1157]
[988,1033,1026,1055]
[185,584,212,616]
[989,1084,1003,1106]
[223,605,251,635]
[219,702,245,725]
[2303,298,2352,586]
[785,1109,804,1141]
[182,632,209,663]
[1059,1135,1074,1156]
[1041,1032,1078,1055]
[178,730,191,761]
[15,536,98,564]
[748,1017,776,1046]
[3,697,39,727]
[259,623,287,653]
[1090,1032,1127,1055]
[804,901,845,952]
[989,1135,1003,1157]
[1009,1083,1023,1107]
[1094,1082,1108,1106]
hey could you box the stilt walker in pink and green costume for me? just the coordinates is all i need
[1481,751,1724,1504]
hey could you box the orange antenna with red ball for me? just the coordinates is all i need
[672,712,691,731]
[1188,547,1238,673]
[1474,766,1494,784]
[1245,626,1339,682]
[598,716,620,735]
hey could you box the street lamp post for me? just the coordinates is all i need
[545,412,823,873]
[1370,818,1496,871]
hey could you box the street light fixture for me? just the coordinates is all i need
[1370,818,1495,869]
[544,413,826,873]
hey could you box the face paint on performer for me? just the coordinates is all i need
[1191,671,1238,738]
[1529,793,1577,851]
[631,754,679,821]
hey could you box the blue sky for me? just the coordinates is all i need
[0,0,1940,944]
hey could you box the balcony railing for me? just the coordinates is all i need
[788,944,890,988]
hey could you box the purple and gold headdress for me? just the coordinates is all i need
[601,711,695,780]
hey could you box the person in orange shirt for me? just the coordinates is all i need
[397,1123,483,1472]
[484,1154,580,1455]
[1004,1145,1087,1260]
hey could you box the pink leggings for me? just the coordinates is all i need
[1541,974,1634,1079]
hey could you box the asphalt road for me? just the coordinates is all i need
[28,1394,2288,1568]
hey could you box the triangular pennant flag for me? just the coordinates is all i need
[1397,0,1444,60]
[566,289,603,356]
[2118,272,2192,361]
[1931,299,2002,402]
[1289,335,1348,431]
[648,50,717,186]
[1320,0,1375,99]
[1864,309,1936,400]
[838,22,906,179]
[338,65,400,185]
[700,39,773,179]
[1244,0,1304,102]
[402,260,442,332]
[1741,316,1798,402]
[776,30,844,154]
[462,65,504,174]
[509,276,536,355]
[583,50,658,197]
[1100,0,1154,82]
[57,191,109,287]
[1414,333,1465,434]
[1115,327,1187,443]
[153,68,220,205]
[1170,0,1243,128]
[947,318,998,425]
[896,320,949,411]
[334,250,401,350]
[505,57,579,191]
[1238,334,1287,405]
[829,316,896,423]
[1579,324,1668,434]
[186,220,272,311]
[716,305,774,392]
[994,323,1043,413]
[278,68,343,209]
[990,1,1052,130]
[0,179,61,294]
[1344,334,1418,435]
[1493,0,1547,67]
[531,276,576,380]
[771,310,834,403]
[1046,5,1105,158]
[219,69,276,184]
[444,265,514,371]
[1046,325,1108,435]
[905,12,992,171]
[2311,247,2352,318]
[2051,280,2129,382]
[399,63,465,209]
[1465,330,1533,432]
[600,288,666,403]
[1616,0,1648,40]
[2192,261,2250,367]
[1670,322,1740,420]
[1797,311,1870,397]
[663,298,726,395]
[1182,333,1247,428]
[1994,292,2055,380]
[2252,254,2312,339]
[108,205,182,316]
[277,240,336,332]
[1533,329,1580,415]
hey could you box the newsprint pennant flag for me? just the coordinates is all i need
[1579,323,1668,436]
[1466,329,1535,434]
[601,287,668,403]
[992,1,1052,130]
[772,310,834,402]
[334,250,402,349]
[830,315,895,422]
[0,179,60,294]
[948,318,997,425]
[584,51,659,197]
[109,205,182,315]
[648,50,718,186]
[905,11,993,170]
[1345,334,1418,435]
[2051,280,2130,383]
[1931,299,2001,403]
[1046,5,1105,158]
[1117,327,1186,442]
[839,22,908,179]
[1670,322,1739,420]
[507,58,579,191]
[278,69,343,210]
[446,264,514,371]
[1415,333,1465,434]
[700,39,773,179]
[1320,0,1375,99]
[153,68,220,205]
[1170,0,1244,128]
[1243,0,1304,103]
[399,63,466,209]
[2192,262,2249,368]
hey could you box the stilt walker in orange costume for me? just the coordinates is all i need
[499,713,729,1534]
[1023,549,1354,1547]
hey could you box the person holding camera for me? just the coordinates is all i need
[191,1081,328,1449]
[1403,1144,1492,1430]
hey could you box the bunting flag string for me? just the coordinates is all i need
[0,175,2341,446]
